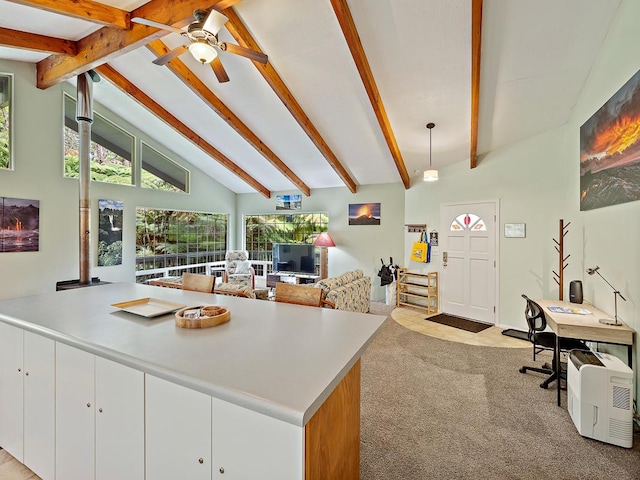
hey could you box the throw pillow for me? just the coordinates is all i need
[234,260,251,274]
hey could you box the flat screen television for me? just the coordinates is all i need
[272,243,316,274]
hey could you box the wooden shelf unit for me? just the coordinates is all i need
[397,269,438,316]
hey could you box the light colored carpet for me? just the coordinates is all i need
[360,313,640,480]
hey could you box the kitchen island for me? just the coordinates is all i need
[0,282,387,480]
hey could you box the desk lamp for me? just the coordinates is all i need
[586,266,626,326]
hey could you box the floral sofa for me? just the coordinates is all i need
[314,269,371,313]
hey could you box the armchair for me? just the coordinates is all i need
[222,250,255,289]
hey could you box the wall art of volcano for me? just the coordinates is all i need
[580,69,640,211]
[1,197,39,252]
[348,202,380,226]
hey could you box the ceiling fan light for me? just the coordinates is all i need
[189,41,218,64]
[423,169,439,182]
[203,10,228,35]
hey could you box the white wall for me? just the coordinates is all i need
[237,183,405,301]
[0,60,236,300]
[406,126,574,330]
[566,0,640,393]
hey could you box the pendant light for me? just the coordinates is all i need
[423,122,439,182]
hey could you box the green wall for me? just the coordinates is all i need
[0,59,236,300]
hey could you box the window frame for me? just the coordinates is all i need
[63,93,135,185]
[0,72,14,171]
[140,140,190,193]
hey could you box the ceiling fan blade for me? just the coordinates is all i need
[221,43,268,64]
[152,44,189,66]
[132,17,184,35]
[210,57,230,83]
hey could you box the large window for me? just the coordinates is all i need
[136,208,228,282]
[141,142,189,193]
[245,212,329,263]
[64,94,134,184]
[0,74,11,170]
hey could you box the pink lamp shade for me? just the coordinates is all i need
[313,232,336,247]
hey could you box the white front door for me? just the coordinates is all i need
[440,201,497,323]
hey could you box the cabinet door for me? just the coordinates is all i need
[95,356,144,480]
[0,322,24,461]
[23,331,55,480]
[55,342,95,480]
[146,375,212,480]
[212,398,304,480]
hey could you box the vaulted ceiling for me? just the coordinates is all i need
[0,0,622,197]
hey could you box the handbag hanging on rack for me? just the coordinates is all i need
[410,230,431,263]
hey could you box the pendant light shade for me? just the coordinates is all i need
[189,40,218,64]
[423,122,439,182]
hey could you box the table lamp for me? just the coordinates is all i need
[313,233,336,279]
[586,266,625,326]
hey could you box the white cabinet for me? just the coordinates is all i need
[0,322,24,460]
[212,398,303,480]
[0,323,55,480]
[146,374,212,480]
[56,342,144,480]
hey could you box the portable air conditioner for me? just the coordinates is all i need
[567,350,633,448]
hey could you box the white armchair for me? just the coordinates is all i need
[222,250,255,289]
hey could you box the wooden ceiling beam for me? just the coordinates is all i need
[36,0,227,89]
[95,64,271,198]
[223,7,358,194]
[146,40,311,196]
[470,0,483,169]
[329,0,410,190]
[0,27,77,55]
[5,0,130,29]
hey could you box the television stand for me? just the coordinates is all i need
[266,272,321,288]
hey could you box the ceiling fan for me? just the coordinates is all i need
[132,9,268,83]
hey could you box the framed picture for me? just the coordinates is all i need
[1,197,40,252]
[98,199,123,266]
[580,68,640,211]
[504,223,526,238]
[276,194,302,210]
[348,202,380,225]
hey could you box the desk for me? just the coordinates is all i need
[536,299,635,407]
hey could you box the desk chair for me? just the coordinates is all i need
[182,273,215,293]
[275,283,323,307]
[519,294,587,389]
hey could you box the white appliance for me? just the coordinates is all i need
[567,350,633,448]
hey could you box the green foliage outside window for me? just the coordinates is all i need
[136,208,228,282]
[0,74,11,169]
[245,212,328,261]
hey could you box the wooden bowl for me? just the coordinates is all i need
[175,305,230,329]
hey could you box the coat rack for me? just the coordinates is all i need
[552,219,570,301]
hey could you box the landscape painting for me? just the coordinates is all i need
[580,69,640,211]
[98,199,123,266]
[1,197,39,252]
[348,202,381,225]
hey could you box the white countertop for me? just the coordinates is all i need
[0,282,387,426]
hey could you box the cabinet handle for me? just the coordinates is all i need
[25,371,29,376]
[98,408,103,413]
[17,368,21,373]
[219,467,225,474]
[87,403,91,408]
[198,458,204,464]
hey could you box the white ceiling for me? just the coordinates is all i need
[0,0,623,195]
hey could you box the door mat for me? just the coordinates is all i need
[501,328,529,340]
[425,314,492,333]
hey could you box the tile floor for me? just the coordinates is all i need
[392,307,530,348]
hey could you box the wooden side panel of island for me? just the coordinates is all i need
[305,360,361,480]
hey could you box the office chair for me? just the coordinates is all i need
[519,294,587,389]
